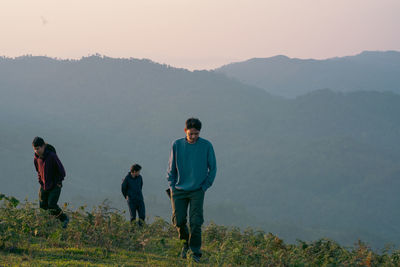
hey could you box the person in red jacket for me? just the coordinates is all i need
[33,136,69,228]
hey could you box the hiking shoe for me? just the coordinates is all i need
[192,253,201,263]
[62,215,69,229]
[181,245,189,259]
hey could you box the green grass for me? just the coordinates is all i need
[1,194,400,266]
[0,246,190,266]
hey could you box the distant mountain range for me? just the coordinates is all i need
[215,51,400,98]
[1,55,400,249]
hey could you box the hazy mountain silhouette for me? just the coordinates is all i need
[1,55,400,249]
[215,51,400,98]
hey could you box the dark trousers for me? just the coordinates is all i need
[128,200,146,225]
[171,188,205,255]
[39,186,67,222]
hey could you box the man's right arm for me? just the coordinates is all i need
[166,143,177,190]
[34,158,43,186]
[121,177,128,199]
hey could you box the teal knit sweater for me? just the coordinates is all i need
[167,137,217,192]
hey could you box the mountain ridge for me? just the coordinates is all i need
[215,50,400,97]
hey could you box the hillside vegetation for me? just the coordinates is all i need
[1,195,399,266]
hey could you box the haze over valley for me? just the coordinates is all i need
[1,52,400,249]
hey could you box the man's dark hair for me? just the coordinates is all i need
[185,118,202,131]
[131,164,142,172]
[32,136,45,147]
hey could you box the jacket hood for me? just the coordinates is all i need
[34,144,57,159]
[46,144,56,153]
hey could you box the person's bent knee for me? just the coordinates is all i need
[173,214,187,227]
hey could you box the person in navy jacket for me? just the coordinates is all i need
[121,164,145,226]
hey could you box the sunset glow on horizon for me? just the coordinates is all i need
[1,0,399,70]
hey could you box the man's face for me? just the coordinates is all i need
[185,128,200,144]
[33,145,45,157]
[131,170,140,177]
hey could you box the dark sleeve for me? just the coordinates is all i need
[141,177,143,190]
[34,158,43,186]
[121,177,128,198]
[52,153,66,181]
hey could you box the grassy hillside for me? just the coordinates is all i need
[1,195,399,266]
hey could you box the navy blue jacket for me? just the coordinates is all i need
[121,173,144,202]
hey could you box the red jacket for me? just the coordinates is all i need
[34,145,66,191]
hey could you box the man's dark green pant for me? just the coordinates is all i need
[39,186,68,222]
[171,188,205,255]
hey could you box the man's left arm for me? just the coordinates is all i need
[201,143,217,192]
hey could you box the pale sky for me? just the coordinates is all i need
[1,0,399,70]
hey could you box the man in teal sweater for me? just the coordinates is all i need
[167,118,217,262]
